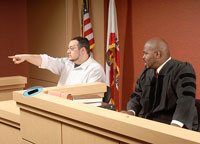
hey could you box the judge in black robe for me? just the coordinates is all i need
[124,37,198,131]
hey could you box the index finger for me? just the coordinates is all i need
[8,56,15,59]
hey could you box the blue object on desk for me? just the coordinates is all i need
[23,86,43,97]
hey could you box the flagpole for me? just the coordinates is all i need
[106,0,119,110]
[113,46,117,110]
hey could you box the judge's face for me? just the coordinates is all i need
[67,40,81,63]
[142,43,157,69]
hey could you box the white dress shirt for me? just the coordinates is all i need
[39,54,106,86]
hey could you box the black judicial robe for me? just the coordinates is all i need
[127,59,198,130]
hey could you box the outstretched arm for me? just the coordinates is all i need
[8,54,42,67]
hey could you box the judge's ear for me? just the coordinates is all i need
[154,50,161,58]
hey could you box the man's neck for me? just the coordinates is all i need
[156,57,171,73]
[74,55,90,65]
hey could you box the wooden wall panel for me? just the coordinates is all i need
[0,124,20,144]
[27,0,66,87]
[20,110,61,144]
[62,124,118,144]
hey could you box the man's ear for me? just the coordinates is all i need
[155,50,161,58]
[80,47,86,53]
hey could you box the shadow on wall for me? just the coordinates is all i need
[121,0,134,110]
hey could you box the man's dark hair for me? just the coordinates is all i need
[71,37,90,55]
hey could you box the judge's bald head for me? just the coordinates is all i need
[143,37,170,69]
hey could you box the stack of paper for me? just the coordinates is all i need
[48,90,103,106]
[46,82,107,107]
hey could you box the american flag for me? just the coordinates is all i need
[106,0,120,110]
[81,0,95,52]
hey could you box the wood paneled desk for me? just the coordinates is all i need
[0,76,27,101]
[12,83,200,144]
[0,76,27,144]
[0,100,20,144]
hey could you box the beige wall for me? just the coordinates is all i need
[27,0,104,87]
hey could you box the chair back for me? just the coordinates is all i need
[195,99,200,132]
[103,86,112,103]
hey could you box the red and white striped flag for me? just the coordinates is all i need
[81,0,95,52]
[106,0,120,110]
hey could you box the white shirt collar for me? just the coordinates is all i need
[156,57,171,73]
[73,56,92,70]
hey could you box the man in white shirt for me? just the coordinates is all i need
[122,37,198,131]
[8,37,106,86]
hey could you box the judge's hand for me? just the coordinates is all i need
[120,110,135,116]
[8,55,26,64]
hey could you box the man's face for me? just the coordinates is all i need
[67,40,81,62]
[142,43,157,69]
